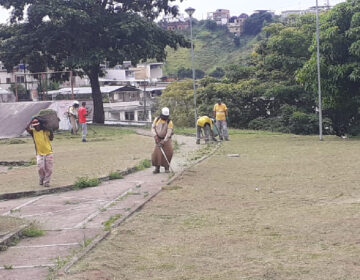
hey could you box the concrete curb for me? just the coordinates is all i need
[0,165,142,201]
[0,224,29,250]
[57,141,221,277]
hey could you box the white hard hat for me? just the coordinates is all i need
[73,100,79,105]
[161,107,170,116]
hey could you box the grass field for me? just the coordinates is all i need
[61,132,360,280]
[0,126,153,194]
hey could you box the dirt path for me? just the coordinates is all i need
[0,134,213,280]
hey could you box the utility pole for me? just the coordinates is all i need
[316,0,323,141]
[143,80,147,121]
[185,7,197,127]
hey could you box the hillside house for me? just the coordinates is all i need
[227,14,248,36]
[208,9,230,25]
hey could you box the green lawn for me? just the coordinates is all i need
[0,126,153,194]
[61,132,360,280]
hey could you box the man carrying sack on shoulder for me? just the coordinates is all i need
[26,117,54,187]
[151,107,174,174]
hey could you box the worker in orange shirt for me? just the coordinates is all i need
[213,99,229,141]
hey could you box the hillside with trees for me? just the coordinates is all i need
[161,0,360,136]
[163,20,259,78]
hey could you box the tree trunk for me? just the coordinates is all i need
[87,67,105,124]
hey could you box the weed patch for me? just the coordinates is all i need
[109,171,124,180]
[103,214,122,231]
[8,139,27,145]
[80,238,92,248]
[64,200,80,205]
[53,256,70,270]
[0,245,7,251]
[74,177,100,189]
[136,159,151,171]
[173,140,180,151]
[3,264,13,270]
[24,157,36,167]
[190,145,213,161]
[22,223,44,237]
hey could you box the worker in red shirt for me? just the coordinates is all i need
[78,102,91,142]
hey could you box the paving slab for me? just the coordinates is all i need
[0,267,49,280]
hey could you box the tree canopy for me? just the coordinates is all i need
[297,0,360,135]
[0,0,190,123]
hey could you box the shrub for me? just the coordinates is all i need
[109,171,123,180]
[22,224,44,237]
[136,159,152,171]
[74,177,100,189]
[289,112,318,135]
[248,117,287,132]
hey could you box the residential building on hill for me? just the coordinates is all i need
[158,13,190,31]
[227,14,248,36]
[208,9,230,25]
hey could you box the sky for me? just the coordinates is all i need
[174,0,346,19]
[0,0,347,23]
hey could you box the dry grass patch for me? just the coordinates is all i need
[61,133,360,280]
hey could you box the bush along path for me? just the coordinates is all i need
[0,134,219,280]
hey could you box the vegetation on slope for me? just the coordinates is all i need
[163,20,257,76]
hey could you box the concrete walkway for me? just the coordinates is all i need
[0,134,212,280]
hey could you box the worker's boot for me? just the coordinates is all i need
[196,139,200,144]
[153,166,160,174]
[164,167,170,173]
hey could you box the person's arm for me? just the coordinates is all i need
[224,104,229,121]
[25,121,33,135]
[49,130,54,141]
[163,121,174,142]
[151,119,160,143]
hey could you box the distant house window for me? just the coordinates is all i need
[125,112,134,120]
[16,76,25,83]
[6,78,11,84]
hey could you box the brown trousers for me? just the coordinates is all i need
[151,140,173,168]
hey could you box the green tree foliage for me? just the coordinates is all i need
[244,11,274,35]
[297,0,360,135]
[177,67,205,79]
[0,0,190,123]
[209,67,225,78]
[158,80,195,127]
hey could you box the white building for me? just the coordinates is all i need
[0,62,38,99]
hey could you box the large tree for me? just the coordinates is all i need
[0,0,189,123]
[297,0,360,135]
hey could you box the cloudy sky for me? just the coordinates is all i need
[0,0,347,23]
[174,0,346,18]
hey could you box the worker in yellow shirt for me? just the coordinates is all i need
[213,99,229,141]
[26,118,54,187]
[196,116,218,144]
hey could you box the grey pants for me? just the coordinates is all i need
[37,154,54,184]
[196,125,211,143]
[80,123,87,140]
[216,120,229,140]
